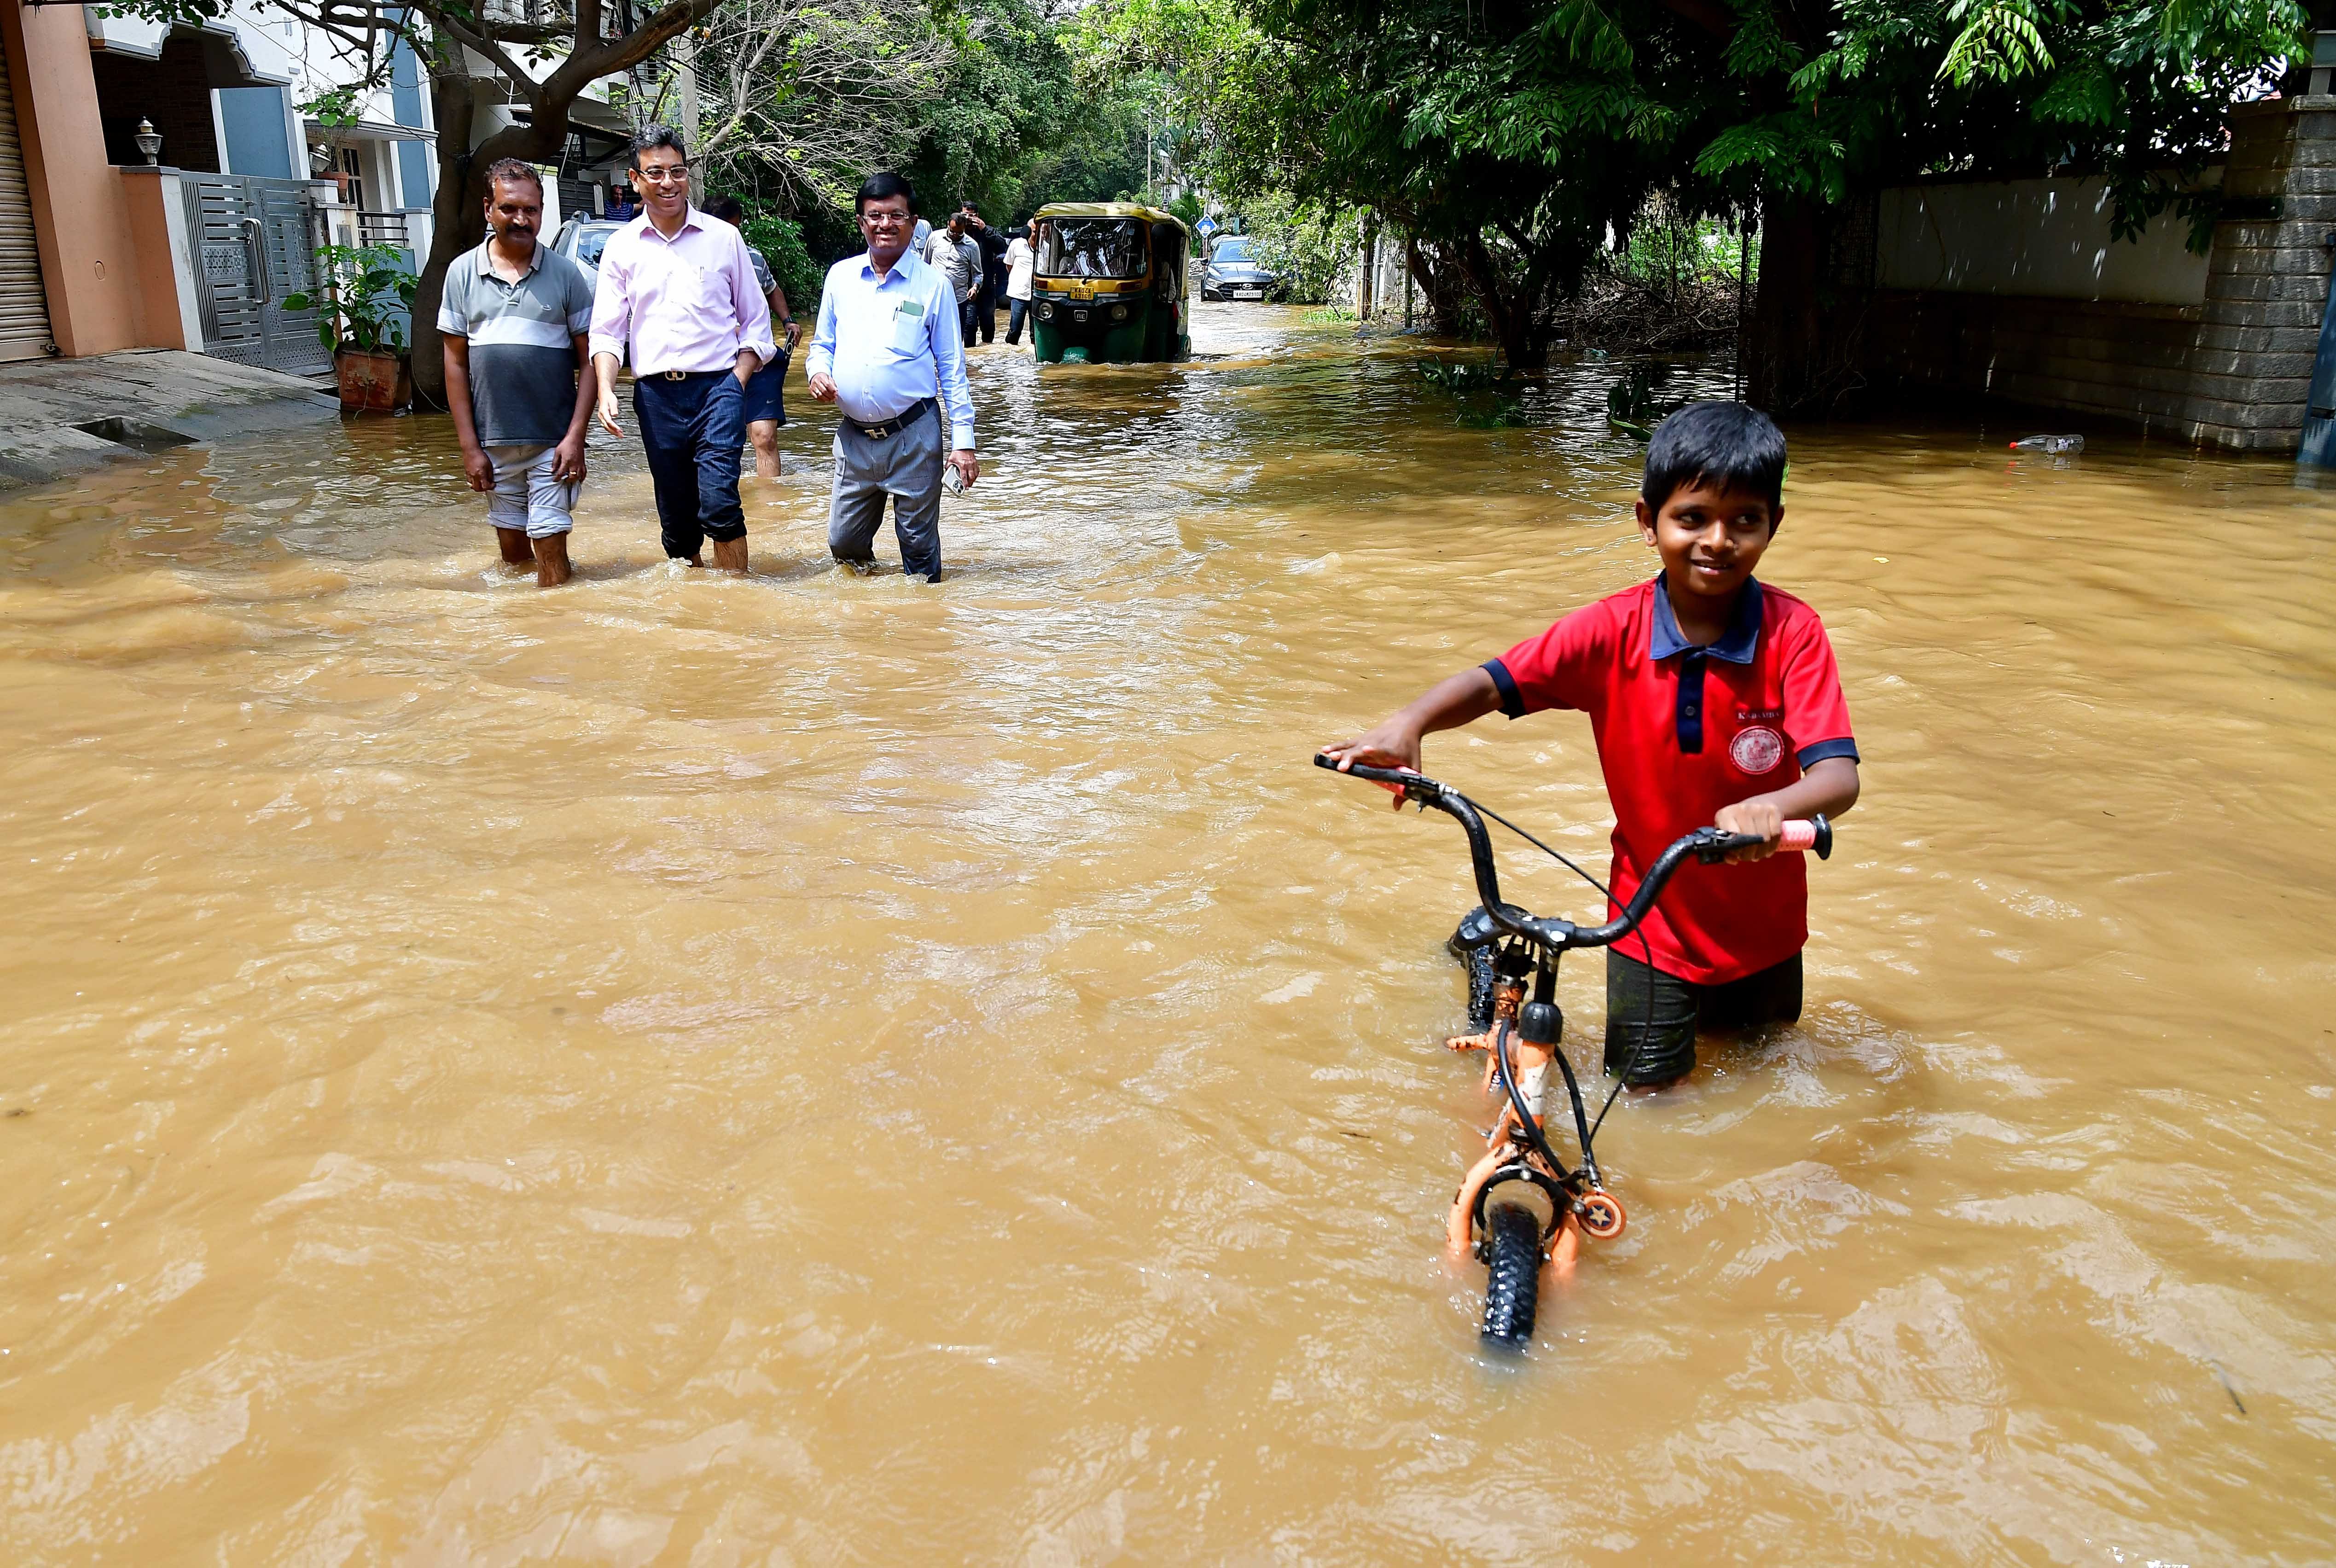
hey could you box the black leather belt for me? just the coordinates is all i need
[845,397,936,439]
[655,369,726,381]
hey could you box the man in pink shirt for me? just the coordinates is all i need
[588,126,777,572]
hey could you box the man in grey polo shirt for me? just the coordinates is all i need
[439,159,598,587]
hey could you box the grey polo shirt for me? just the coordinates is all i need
[436,239,594,447]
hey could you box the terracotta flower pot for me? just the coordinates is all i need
[334,348,412,413]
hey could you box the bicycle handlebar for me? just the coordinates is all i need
[1313,753,1832,952]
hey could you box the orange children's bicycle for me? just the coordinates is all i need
[1314,754,1833,1347]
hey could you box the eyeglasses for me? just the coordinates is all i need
[860,213,911,229]
[635,165,690,185]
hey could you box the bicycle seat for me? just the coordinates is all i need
[1448,903,1533,951]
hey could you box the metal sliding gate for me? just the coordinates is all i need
[181,175,332,376]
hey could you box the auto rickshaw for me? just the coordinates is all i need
[1029,203,1191,364]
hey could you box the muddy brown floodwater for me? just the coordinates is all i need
[3,305,2335,1564]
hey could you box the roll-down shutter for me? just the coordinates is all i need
[0,31,56,360]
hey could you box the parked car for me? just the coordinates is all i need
[549,219,624,290]
[1201,235,1281,302]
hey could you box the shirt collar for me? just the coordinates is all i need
[858,249,920,288]
[1649,574,1762,664]
[633,206,704,242]
[475,237,544,277]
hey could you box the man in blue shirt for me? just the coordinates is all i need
[806,171,978,583]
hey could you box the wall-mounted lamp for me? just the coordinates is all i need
[132,119,162,167]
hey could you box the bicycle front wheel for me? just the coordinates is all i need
[1479,1201,1543,1346]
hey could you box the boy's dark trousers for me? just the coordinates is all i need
[632,370,746,561]
[1603,948,1802,1087]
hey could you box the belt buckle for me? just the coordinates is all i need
[662,370,689,381]
[865,418,894,437]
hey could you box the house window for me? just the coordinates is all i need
[339,148,367,210]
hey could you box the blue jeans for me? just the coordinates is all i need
[1006,298,1030,344]
[632,371,745,560]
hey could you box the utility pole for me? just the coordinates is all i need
[1358,212,1377,320]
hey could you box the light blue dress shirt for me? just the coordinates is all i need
[805,250,976,451]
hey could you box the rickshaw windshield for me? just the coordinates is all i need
[1038,219,1148,280]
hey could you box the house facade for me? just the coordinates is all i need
[0,0,631,375]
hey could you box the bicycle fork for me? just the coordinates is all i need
[1445,946,1627,1271]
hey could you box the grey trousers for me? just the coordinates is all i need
[828,407,943,580]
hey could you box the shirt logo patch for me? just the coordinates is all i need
[1729,725,1784,775]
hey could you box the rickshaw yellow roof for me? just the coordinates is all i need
[1034,202,1189,234]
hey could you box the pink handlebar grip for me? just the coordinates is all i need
[1778,820,1819,852]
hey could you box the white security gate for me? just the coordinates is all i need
[0,31,56,360]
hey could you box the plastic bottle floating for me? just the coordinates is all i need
[2010,435,2085,454]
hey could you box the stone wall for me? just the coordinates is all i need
[1860,96,2335,452]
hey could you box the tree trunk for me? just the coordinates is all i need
[1743,196,1872,415]
[408,73,479,412]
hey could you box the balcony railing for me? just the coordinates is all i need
[355,210,410,248]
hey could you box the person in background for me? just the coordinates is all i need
[605,186,637,222]
[960,203,1006,346]
[587,126,776,572]
[438,159,596,588]
[924,209,979,348]
[706,196,804,482]
[806,171,978,582]
[1003,217,1037,346]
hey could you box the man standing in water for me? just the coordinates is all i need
[924,209,980,347]
[806,171,977,583]
[588,127,776,572]
[438,159,597,588]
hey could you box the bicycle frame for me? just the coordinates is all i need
[1314,754,1832,1333]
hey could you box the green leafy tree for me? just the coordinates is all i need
[1083,0,2305,405]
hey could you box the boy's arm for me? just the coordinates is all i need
[1319,667,1502,781]
[1714,757,1860,861]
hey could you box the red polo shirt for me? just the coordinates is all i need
[1485,576,1858,985]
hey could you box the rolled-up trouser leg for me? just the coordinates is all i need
[692,375,747,544]
[633,378,706,560]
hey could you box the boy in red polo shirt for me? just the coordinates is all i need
[1321,401,1860,1087]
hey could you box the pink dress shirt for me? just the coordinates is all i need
[587,207,778,375]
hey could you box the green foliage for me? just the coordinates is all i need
[1238,195,1362,304]
[737,209,824,317]
[1167,190,1204,228]
[1083,0,2306,377]
[285,244,417,355]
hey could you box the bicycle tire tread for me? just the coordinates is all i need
[1479,1202,1543,1345]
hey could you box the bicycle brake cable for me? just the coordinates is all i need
[1464,796,1659,1163]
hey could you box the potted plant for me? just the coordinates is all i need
[286,243,418,412]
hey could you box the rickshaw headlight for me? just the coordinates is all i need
[1037,302,1054,321]
[1109,304,1128,322]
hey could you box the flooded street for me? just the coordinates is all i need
[4,304,2334,1562]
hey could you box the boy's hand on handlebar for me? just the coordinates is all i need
[1713,800,1784,861]
[1319,724,1424,809]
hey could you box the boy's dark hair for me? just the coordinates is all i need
[1642,401,1787,513]
[855,171,915,215]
